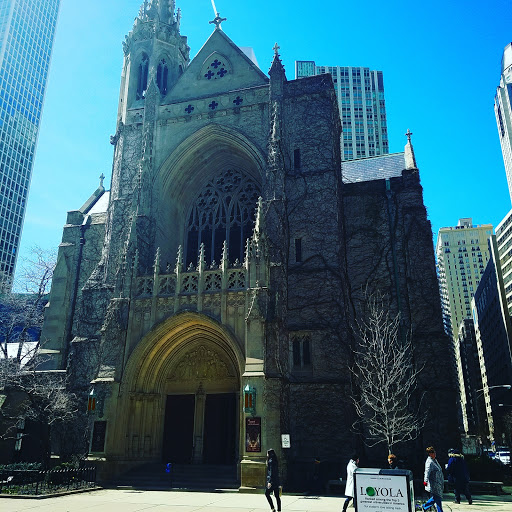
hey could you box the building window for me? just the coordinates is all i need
[91,421,107,453]
[186,170,261,267]
[292,334,311,369]
[156,59,168,95]
[295,238,302,262]
[136,53,149,100]
[293,148,301,171]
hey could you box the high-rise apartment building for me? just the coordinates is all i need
[496,209,512,315]
[0,0,60,287]
[295,60,389,160]
[436,218,493,341]
[495,42,512,202]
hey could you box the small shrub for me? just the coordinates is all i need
[0,462,42,471]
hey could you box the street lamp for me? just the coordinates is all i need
[475,385,512,446]
[476,385,512,396]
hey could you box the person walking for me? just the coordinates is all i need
[265,449,281,512]
[423,446,444,511]
[342,455,359,511]
[446,448,472,505]
[387,454,399,469]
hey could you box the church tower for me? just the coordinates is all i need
[118,0,189,119]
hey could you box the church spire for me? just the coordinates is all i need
[138,0,176,24]
[404,128,418,170]
[269,43,286,79]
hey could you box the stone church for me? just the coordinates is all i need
[41,0,458,488]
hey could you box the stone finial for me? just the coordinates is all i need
[253,197,263,241]
[153,247,161,275]
[221,240,229,268]
[269,42,286,79]
[99,173,105,188]
[175,245,183,273]
[404,128,418,170]
[244,237,251,267]
[197,242,206,271]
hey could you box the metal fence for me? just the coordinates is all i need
[0,467,97,495]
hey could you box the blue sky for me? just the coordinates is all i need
[15,0,512,276]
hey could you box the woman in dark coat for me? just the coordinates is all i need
[265,449,281,512]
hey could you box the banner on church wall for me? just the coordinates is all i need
[245,417,261,452]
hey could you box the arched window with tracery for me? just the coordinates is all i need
[136,54,149,100]
[185,170,260,268]
[157,59,168,95]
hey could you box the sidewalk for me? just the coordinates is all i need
[1,488,512,512]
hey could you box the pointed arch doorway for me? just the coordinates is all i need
[122,313,242,467]
[162,344,240,465]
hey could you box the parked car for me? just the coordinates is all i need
[483,447,510,465]
[495,450,511,465]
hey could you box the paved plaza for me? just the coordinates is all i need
[1,489,512,512]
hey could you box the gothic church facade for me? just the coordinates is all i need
[42,1,458,487]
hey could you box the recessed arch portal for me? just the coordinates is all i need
[124,311,244,394]
[119,312,244,464]
[154,124,266,269]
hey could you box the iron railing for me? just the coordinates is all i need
[0,466,97,495]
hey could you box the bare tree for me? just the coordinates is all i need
[0,246,56,363]
[351,293,424,455]
[0,247,78,462]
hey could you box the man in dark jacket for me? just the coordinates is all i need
[446,449,472,505]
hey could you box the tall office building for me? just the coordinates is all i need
[296,60,389,160]
[436,218,493,341]
[0,0,60,287]
[472,235,512,442]
[456,319,484,436]
[495,42,512,202]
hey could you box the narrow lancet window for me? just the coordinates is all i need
[157,59,168,95]
[295,238,302,263]
[136,54,149,100]
[294,148,301,171]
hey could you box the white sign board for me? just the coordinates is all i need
[281,434,291,448]
[354,470,413,512]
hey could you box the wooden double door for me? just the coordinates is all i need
[162,393,237,464]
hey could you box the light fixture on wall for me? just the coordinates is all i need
[244,384,256,415]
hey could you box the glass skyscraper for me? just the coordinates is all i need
[0,0,60,287]
[296,60,389,160]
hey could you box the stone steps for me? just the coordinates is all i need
[111,463,239,491]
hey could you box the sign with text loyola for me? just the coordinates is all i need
[354,469,414,512]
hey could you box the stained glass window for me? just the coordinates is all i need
[185,170,260,267]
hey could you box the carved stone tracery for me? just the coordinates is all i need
[170,345,235,381]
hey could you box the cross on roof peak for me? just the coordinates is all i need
[273,43,280,56]
[405,128,413,143]
[99,173,105,188]
[209,12,226,29]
